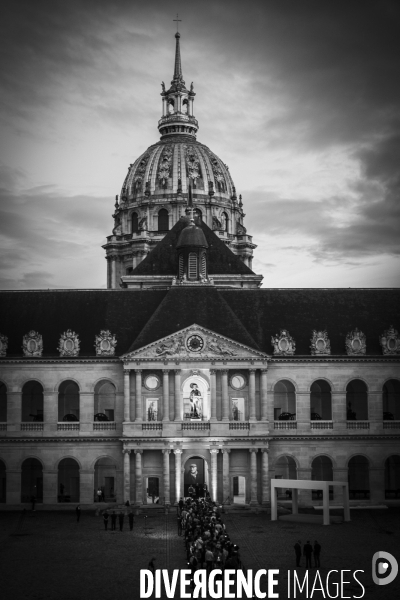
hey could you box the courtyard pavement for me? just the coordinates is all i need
[0,507,399,600]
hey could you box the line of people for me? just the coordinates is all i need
[294,540,322,569]
[102,509,135,532]
[178,496,242,580]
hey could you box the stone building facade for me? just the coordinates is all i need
[0,33,399,509]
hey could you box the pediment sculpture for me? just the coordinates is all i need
[22,330,43,357]
[310,330,331,355]
[379,325,400,355]
[122,325,265,361]
[94,330,117,356]
[271,329,296,356]
[0,333,8,358]
[345,329,366,355]
[58,330,80,357]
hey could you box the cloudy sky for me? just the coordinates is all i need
[1,0,399,289]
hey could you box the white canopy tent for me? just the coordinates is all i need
[271,478,350,525]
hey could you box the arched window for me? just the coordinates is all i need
[94,381,116,421]
[168,99,174,113]
[273,380,296,420]
[348,455,370,499]
[188,253,198,279]
[158,209,169,231]
[346,380,368,420]
[385,455,400,498]
[182,98,188,114]
[131,212,139,233]
[21,458,43,503]
[310,380,332,420]
[0,459,5,503]
[275,456,297,499]
[22,381,43,422]
[58,458,80,502]
[58,381,80,422]
[383,380,400,420]
[311,456,333,499]
[0,382,6,422]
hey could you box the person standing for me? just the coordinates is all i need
[76,505,81,523]
[103,511,109,531]
[118,511,124,531]
[111,511,117,531]
[128,511,134,531]
[314,540,321,568]
[303,541,313,569]
[97,488,102,502]
[294,540,302,567]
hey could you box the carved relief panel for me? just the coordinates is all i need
[345,329,366,355]
[94,330,117,356]
[22,330,43,357]
[271,330,296,356]
[380,326,400,355]
[58,330,80,357]
[310,330,331,355]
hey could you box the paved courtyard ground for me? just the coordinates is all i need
[0,507,399,600]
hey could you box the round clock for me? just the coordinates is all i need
[186,334,204,353]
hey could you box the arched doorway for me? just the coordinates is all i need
[346,380,368,420]
[385,455,400,499]
[311,456,333,500]
[22,381,43,422]
[21,458,43,503]
[58,381,80,422]
[58,458,80,502]
[348,455,370,499]
[94,457,117,503]
[383,380,400,420]
[275,455,297,499]
[0,459,6,502]
[310,380,332,420]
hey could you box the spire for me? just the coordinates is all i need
[173,32,183,82]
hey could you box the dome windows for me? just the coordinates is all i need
[131,212,139,233]
[158,209,169,232]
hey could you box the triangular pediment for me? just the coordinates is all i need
[121,323,267,361]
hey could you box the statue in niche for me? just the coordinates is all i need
[138,216,147,231]
[189,383,202,418]
[212,215,222,230]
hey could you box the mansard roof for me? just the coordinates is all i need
[131,217,255,277]
[0,288,399,358]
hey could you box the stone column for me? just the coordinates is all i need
[370,467,385,504]
[7,391,22,431]
[43,392,58,433]
[123,449,131,503]
[163,450,171,505]
[123,369,130,422]
[134,450,143,505]
[162,97,166,117]
[163,370,170,422]
[210,449,219,502]
[111,257,117,289]
[222,449,230,503]
[6,469,21,504]
[261,448,270,504]
[332,467,348,504]
[221,370,229,421]
[249,369,256,421]
[249,448,258,505]
[79,469,95,504]
[43,469,58,504]
[174,450,182,503]
[260,369,268,421]
[135,370,142,421]
[210,370,217,422]
[174,370,181,421]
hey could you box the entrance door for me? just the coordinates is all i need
[146,477,160,504]
[233,476,246,504]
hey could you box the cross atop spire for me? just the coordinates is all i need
[173,14,181,32]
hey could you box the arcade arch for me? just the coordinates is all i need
[348,455,370,499]
[58,458,80,502]
[21,458,43,503]
[346,379,368,421]
[22,381,43,422]
[383,379,400,420]
[94,381,116,421]
[94,457,117,502]
[385,455,400,498]
[273,380,296,420]
[58,380,80,422]
[310,380,332,420]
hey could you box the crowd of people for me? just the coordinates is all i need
[177,495,242,577]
